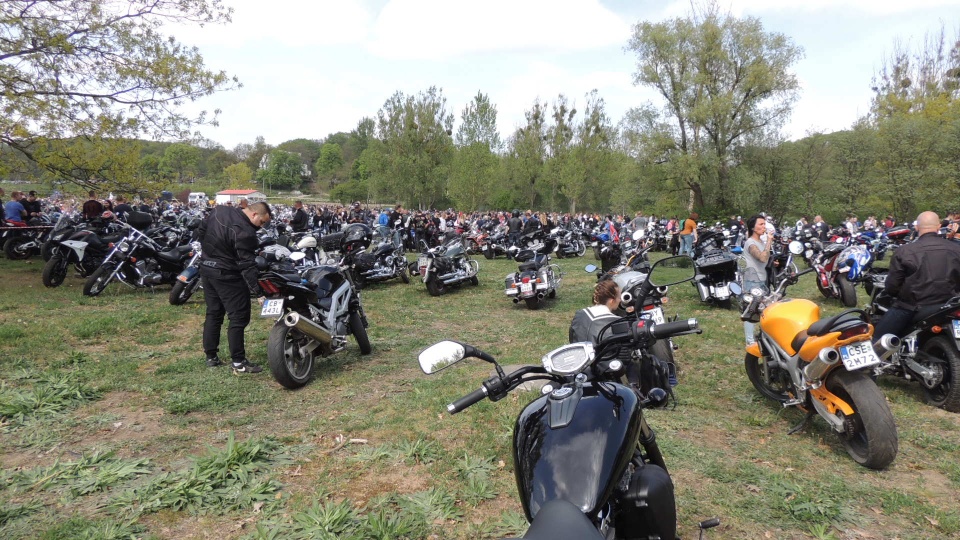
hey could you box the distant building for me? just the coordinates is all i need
[214,189,266,205]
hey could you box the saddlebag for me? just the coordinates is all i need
[614,464,677,540]
[353,252,378,272]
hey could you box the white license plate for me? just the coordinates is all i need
[642,307,665,325]
[591,241,598,246]
[520,283,533,293]
[839,341,880,371]
[715,285,729,298]
[418,256,429,267]
[953,320,960,339]
[260,299,284,318]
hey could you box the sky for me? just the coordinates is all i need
[169,0,960,150]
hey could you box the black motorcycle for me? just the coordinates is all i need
[480,229,509,260]
[82,212,194,297]
[417,234,479,296]
[42,223,125,288]
[866,270,960,412]
[3,215,54,260]
[692,230,740,307]
[258,226,372,389]
[551,226,587,259]
[417,256,714,540]
[168,241,203,305]
[347,239,410,289]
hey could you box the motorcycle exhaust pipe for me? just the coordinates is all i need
[283,312,332,345]
[512,297,520,303]
[537,292,545,300]
[620,291,633,305]
[803,348,840,384]
[873,334,901,362]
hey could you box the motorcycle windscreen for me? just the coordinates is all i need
[513,384,641,521]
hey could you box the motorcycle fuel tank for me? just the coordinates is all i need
[761,298,820,354]
[513,383,641,522]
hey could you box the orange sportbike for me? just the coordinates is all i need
[734,245,899,470]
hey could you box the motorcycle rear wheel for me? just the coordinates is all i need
[4,237,32,260]
[837,275,857,307]
[349,310,372,355]
[83,263,114,297]
[267,323,316,389]
[918,336,960,412]
[744,352,791,403]
[524,297,539,310]
[426,276,446,296]
[825,369,898,469]
[483,247,495,260]
[42,255,69,288]
[398,262,410,284]
[169,279,198,305]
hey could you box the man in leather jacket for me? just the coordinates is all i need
[198,201,273,372]
[874,211,960,340]
[289,200,309,232]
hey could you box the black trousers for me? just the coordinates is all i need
[201,271,252,362]
[872,306,914,342]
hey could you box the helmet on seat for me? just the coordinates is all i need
[342,223,372,252]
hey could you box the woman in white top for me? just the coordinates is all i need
[742,214,772,345]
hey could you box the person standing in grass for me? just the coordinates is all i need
[742,214,772,346]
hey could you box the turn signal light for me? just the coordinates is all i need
[932,325,943,334]
[838,324,870,340]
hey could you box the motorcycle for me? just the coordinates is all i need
[865,270,960,412]
[257,227,371,389]
[692,230,739,307]
[480,229,509,260]
[3,215,54,260]
[348,238,410,289]
[417,256,712,539]
[417,233,479,296]
[82,212,194,297]
[168,241,203,305]
[807,239,873,308]
[41,224,125,288]
[734,241,899,469]
[504,241,562,310]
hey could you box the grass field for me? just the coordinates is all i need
[0,251,958,539]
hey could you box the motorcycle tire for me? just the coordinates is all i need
[744,352,791,403]
[576,241,587,257]
[267,323,316,389]
[351,269,367,290]
[651,339,674,368]
[349,310,372,355]
[470,275,479,286]
[483,248,494,260]
[465,239,479,255]
[41,240,56,262]
[837,275,857,307]
[426,276,446,296]
[169,279,197,305]
[4,236,32,260]
[918,336,960,412]
[815,273,834,299]
[83,263,115,297]
[825,369,898,469]
[593,245,602,260]
[399,262,410,284]
[525,297,539,310]
[42,255,69,288]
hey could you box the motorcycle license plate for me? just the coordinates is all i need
[520,282,533,293]
[953,320,960,339]
[418,256,429,267]
[642,307,665,325]
[715,285,729,298]
[839,341,880,371]
[260,299,284,318]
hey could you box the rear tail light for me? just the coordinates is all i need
[522,276,531,284]
[643,304,656,311]
[259,280,280,295]
[838,324,870,340]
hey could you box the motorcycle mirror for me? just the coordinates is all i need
[729,282,742,295]
[645,387,668,407]
[418,341,467,374]
[584,264,598,272]
[788,240,804,255]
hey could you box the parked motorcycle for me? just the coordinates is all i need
[348,238,410,289]
[865,270,960,412]
[550,226,587,259]
[692,230,739,307]
[480,229,509,260]
[735,241,899,469]
[504,243,562,310]
[42,224,125,288]
[257,227,371,389]
[417,256,710,539]
[3,215,54,260]
[82,212,194,297]
[417,233,479,296]
[807,239,873,307]
[168,242,203,305]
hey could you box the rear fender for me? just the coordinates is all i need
[809,383,855,416]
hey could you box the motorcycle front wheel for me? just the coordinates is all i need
[744,352,792,403]
[41,240,56,261]
[267,323,316,389]
[918,336,960,412]
[398,262,410,284]
[483,247,495,260]
[42,255,69,288]
[576,241,587,257]
[837,275,857,307]
[825,369,898,469]
[349,310,372,355]
[83,263,115,297]
[169,279,198,305]
[4,236,32,260]
[425,275,446,296]
[815,273,834,299]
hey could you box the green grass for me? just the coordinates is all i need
[1,251,959,539]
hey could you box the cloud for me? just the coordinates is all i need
[367,0,631,60]
[659,0,960,18]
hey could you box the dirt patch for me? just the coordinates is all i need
[67,391,173,457]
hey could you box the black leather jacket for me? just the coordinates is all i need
[290,208,309,232]
[197,205,261,295]
[885,232,960,310]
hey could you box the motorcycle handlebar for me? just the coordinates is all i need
[650,318,700,339]
[447,386,488,414]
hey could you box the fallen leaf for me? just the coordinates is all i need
[112,422,123,429]
[746,484,761,493]
[253,502,264,513]
[497,460,505,469]
[871,507,884,515]
[925,516,939,526]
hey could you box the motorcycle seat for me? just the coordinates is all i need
[822,243,845,256]
[157,245,193,263]
[518,253,548,271]
[807,310,867,337]
[503,499,604,540]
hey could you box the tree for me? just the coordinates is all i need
[449,91,502,210]
[278,138,322,179]
[626,3,802,212]
[505,100,548,208]
[455,91,502,151]
[160,143,201,183]
[223,162,253,189]
[0,0,238,191]
[256,150,303,191]
[315,143,345,186]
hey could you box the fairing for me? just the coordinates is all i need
[760,299,820,355]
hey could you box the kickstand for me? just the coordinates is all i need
[787,410,815,435]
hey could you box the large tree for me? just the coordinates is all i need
[0,0,238,191]
[626,4,802,211]
[449,92,501,210]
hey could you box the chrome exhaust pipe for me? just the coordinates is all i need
[873,334,901,362]
[512,297,520,303]
[537,292,545,299]
[803,348,840,384]
[283,312,332,345]
[620,291,633,305]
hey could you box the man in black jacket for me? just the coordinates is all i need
[198,201,273,372]
[289,200,309,232]
[874,211,960,340]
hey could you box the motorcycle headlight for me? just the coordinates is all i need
[118,241,130,253]
[542,342,594,375]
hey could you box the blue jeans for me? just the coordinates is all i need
[680,234,694,256]
[742,279,768,345]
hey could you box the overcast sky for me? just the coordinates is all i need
[170,0,960,150]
